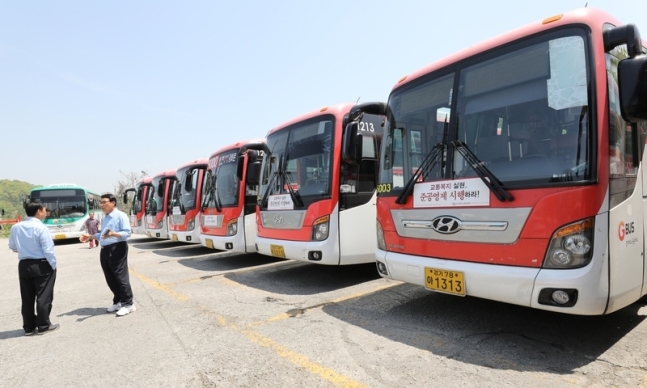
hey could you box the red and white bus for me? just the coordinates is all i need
[144,169,176,240]
[168,158,209,243]
[123,177,152,235]
[351,8,647,315]
[199,139,265,252]
[255,103,385,265]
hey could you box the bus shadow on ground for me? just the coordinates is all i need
[131,240,187,250]
[322,283,647,373]
[225,262,381,296]
[177,252,285,273]
[151,245,216,258]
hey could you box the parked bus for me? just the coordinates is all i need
[143,169,176,239]
[168,158,209,243]
[199,139,265,252]
[24,184,103,240]
[255,103,385,265]
[350,8,647,315]
[123,176,152,235]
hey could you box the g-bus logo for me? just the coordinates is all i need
[618,221,635,241]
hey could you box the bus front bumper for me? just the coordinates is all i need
[377,249,608,315]
[255,235,340,265]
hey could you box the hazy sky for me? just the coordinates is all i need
[2,1,646,193]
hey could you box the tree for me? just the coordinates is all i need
[112,170,148,213]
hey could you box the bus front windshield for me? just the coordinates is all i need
[133,185,145,214]
[171,166,202,215]
[259,117,334,208]
[381,30,592,193]
[202,150,240,210]
[31,189,87,219]
[146,177,166,215]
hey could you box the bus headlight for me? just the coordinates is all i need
[187,218,195,231]
[157,219,164,229]
[311,215,330,241]
[543,218,594,268]
[226,219,237,236]
[376,220,386,250]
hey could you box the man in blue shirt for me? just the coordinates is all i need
[8,201,60,335]
[80,194,135,316]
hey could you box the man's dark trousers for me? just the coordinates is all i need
[18,259,57,332]
[100,242,133,305]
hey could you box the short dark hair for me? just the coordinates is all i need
[101,193,117,204]
[25,201,45,217]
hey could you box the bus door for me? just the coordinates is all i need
[239,148,263,251]
[339,112,384,264]
[607,49,645,310]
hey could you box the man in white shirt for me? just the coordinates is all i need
[8,201,59,335]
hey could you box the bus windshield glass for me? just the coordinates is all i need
[172,166,201,214]
[147,177,166,214]
[203,149,240,209]
[381,29,591,192]
[133,185,145,213]
[31,189,87,219]
[260,117,334,206]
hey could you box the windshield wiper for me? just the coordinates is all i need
[201,172,221,212]
[260,156,282,209]
[451,140,513,202]
[283,172,304,208]
[395,142,446,205]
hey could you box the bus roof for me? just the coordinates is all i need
[209,138,266,159]
[266,103,357,137]
[176,158,209,171]
[151,169,177,179]
[393,8,623,91]
[137,177,153,185]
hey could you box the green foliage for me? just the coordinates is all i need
[0,179,39,220]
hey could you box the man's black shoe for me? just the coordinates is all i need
[24,328,38,336]
[37,323,60,335]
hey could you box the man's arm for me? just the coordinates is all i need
[8,228,17,252]
[118,212,132,239]
[39,228,57,270]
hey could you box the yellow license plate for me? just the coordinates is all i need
[424,267,465,296]
[270,244,286,258]
[146,231,151,237]
[171,234,178,241]
[205,239,214,249]
[54,234,66,240]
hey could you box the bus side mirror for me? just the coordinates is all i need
[246,162,261,186]
[342,121,361,163]
[157,183,165,197]
[619,54,647,122]
[122,193,129,204]
[1,209,4,217]
[236,154,245,181]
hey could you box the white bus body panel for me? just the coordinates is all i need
[607,166,645,312]
[199,213,256,253]
[145,217,169,240]
[256,204,341,265]
[377,209,639,315]
[338,193,379,264]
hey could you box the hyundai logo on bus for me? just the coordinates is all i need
[273,215,284,225]
[431,216,462,234]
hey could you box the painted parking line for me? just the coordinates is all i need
[129,266,367,388]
